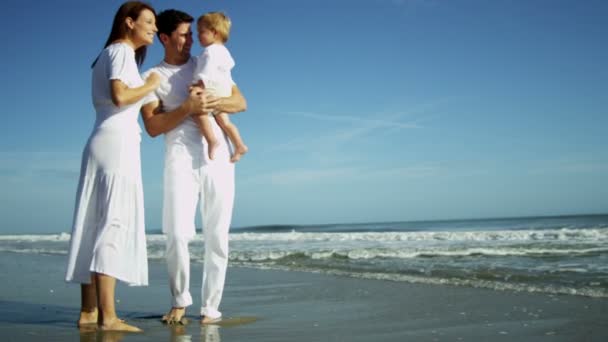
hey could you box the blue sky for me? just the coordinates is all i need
[1,0,607,233]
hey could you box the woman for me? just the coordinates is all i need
[65,1,159,332]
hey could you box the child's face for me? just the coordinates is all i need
[197,24,216,47]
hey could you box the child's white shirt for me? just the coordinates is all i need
[193,43,235,97]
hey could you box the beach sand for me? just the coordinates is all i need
[0,252,606,341]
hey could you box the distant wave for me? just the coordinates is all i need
[324,269,608,298]
[2,228,607,254]
[4,228,605,243]
[225,260,608,298]
[232,224,302,233]
[211,246,608,262]
[232,215,608,233]
[227,228,608,242]
[5,243,606,265]
[0,233,71,241]
[0,247,67,255]
[2,225,607,298]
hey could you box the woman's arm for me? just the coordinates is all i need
[111,72,160,107]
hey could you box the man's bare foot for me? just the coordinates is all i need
[230,144,248,163]
[162,307,188,325]
[100,317,142,332]
[200,315,222,324]
[77,308,98,327]
[208,140,219,160]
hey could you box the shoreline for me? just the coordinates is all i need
[1,252,607,341]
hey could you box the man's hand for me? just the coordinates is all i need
[185,86,207,114]
[188,87,220,115]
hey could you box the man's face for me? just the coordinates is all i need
[165,22,193,57]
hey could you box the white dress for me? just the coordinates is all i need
[65,42,148,286]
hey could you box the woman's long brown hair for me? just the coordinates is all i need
[91,1,156,68]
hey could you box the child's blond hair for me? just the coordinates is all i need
[197,12,231,43]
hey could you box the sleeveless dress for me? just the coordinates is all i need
[65,42,148,286]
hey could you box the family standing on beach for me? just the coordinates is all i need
[65,1,247,332]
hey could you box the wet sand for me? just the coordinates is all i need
[0,252,607,341]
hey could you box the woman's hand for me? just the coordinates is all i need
[145,72,161,90]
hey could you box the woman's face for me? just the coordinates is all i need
[130,9,157,47]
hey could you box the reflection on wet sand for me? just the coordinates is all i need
[167,322,220,342]
[78,324,97,342]
[76,316,249,341]
[169,323,192,342]
[79,326,126,342]
[201,325,220,342]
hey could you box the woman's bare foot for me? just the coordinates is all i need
[230,144,248,163]
[100,317,142,332]
[77,308,98,327]
[208,139,219,160]
[162,307,187,325]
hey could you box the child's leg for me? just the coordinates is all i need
[214,113,248,162]
[194,114,219,160]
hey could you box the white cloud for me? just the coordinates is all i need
[241,167,355,186]
[369,165,439,179]
[528,158,608,176]
[283,111,420,129]
[241,164,439,187]
[0,151,80,182]
[267,110,422,154]
[375,0,438,8]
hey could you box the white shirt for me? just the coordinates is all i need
[142,57,234,160]
[92,42,144,133]
[192,44,235,97]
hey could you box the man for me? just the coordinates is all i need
[141,9,247,324]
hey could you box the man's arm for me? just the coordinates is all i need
[214,85,247,114]
[141,89,207,137]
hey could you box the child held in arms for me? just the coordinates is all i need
[191,11,248,162]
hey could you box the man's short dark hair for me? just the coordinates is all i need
[156,9,194,39]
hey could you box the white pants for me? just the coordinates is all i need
[163,139,235,319]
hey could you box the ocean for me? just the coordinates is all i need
[2,214,607,298]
